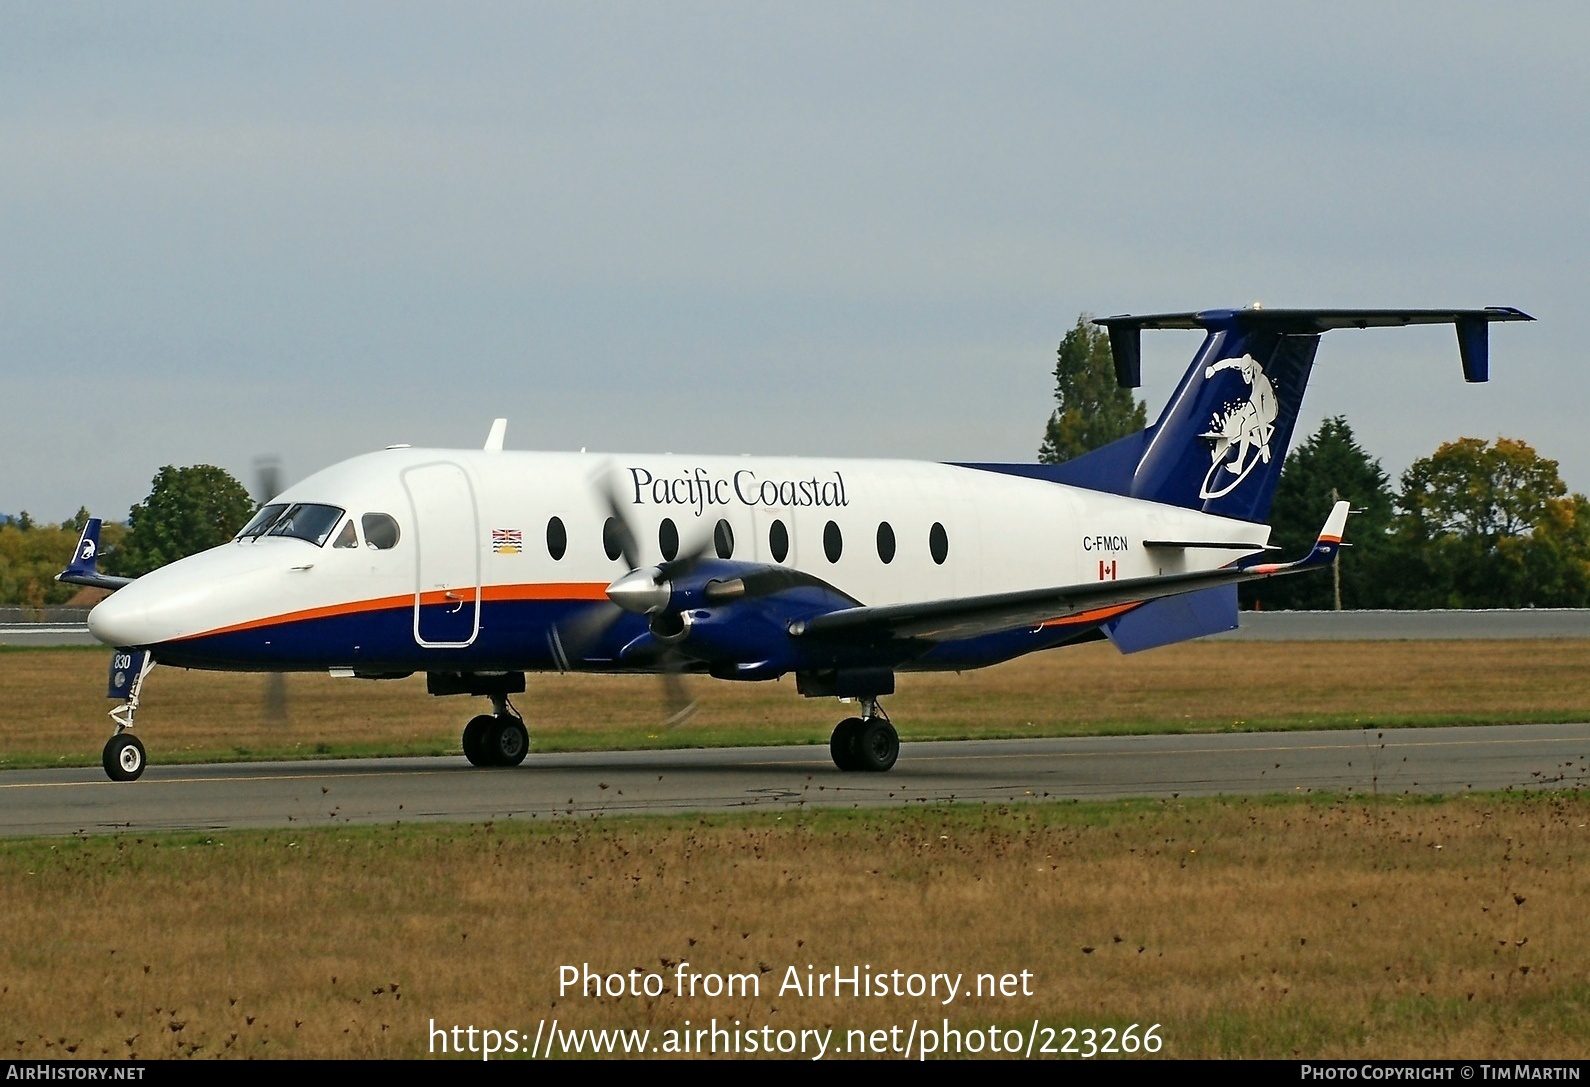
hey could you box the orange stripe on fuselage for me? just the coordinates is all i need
[175,582,611,642]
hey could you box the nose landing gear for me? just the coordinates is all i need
[102,650,155,782]
[462,693,529,767]
[829,698,898,773]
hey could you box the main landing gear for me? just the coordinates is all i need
[461,693,529,768]
[829,698,899,773]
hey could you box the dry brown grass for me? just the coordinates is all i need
[2,796,1587,1059]
[4,639,1590,768]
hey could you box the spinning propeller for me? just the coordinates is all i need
[559,467,711,726]
[254,455,289,725]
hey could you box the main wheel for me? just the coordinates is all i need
[462,714,495,767]
[487,716,530,767]
[852,718,899,773]
[830,717,863,771]
[103,734,146,782]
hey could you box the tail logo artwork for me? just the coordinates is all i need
[1198,354,1278,499]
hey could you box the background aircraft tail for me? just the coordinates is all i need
[56,518,134,591]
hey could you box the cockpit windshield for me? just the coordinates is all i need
[236,503,288,540]
[264,503,347,547]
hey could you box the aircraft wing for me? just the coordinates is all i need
[791,502,1348,644]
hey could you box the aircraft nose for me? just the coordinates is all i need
[87,589,153,648]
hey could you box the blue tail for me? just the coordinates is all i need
[963,307,1531,524]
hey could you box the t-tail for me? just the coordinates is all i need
[56,518,133,591]
[975,306,1533,523]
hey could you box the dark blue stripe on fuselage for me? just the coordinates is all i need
[150,597,1120,676]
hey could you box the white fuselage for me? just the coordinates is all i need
[88,447,1268,663]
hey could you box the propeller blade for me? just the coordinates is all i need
[658,652,699,728]
[254,455,289,724]
[556,600,627,660]
[655,531,715,583]
[254,455,283,505]
[263,673,287,724]
[593,466,643,572]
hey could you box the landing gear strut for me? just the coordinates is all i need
[830,698,898,773]
[462,693,529,768]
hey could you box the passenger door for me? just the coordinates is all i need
[402,461,482,648]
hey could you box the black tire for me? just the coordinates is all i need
[829,717,863,771]
[103,734,146,782]
[462,714,495,767]
[488,716,530,767]
[853,718,899,773]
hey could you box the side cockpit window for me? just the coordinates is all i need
[237,503,288,540]
[361,513,401,550]
[266,504,346,547]
[332,520,359,549]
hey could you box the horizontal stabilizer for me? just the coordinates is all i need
[1143,539,1271,551]
[1095,307,1532,387]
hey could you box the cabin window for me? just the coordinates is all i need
[237,504,288,539]
[362,513,400,550]
[332,520,359,549]
[546,516,567,561]
[929,521,949,565]
[602,517,625,562]
[769,519,789,563]
[714,519,735,559]
[266,504,346,547]
[823,521,843,563]
[876,522,896,564]
[659,518,680,561]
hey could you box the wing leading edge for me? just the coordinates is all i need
[790,502,1349,644]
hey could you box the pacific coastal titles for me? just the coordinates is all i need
[627,466,848,519]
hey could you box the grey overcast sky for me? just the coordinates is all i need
[2,2,1585,520]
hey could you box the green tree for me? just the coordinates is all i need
[1241,417,1397,610]
[1390,437,1590,608]
[1038,315,1147,464]
[107,465,256,577]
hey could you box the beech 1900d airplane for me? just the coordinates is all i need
[61,306,1531,782]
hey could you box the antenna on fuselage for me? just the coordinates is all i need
[484,418,507,452]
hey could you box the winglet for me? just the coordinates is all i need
[1242,500,1350,575]
[1319,498,1350,546]
[484,418,507,452]
[56,518,134,590]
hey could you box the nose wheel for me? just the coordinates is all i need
[829,699,898,772]
[103,733,147,782]
[462,695,529,767]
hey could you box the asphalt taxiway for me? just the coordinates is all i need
[1,723,1587,839]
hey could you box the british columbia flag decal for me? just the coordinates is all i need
[492,529,523,554]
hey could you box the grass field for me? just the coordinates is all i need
[2,794,1587,1059]
[4,639,1590,769]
